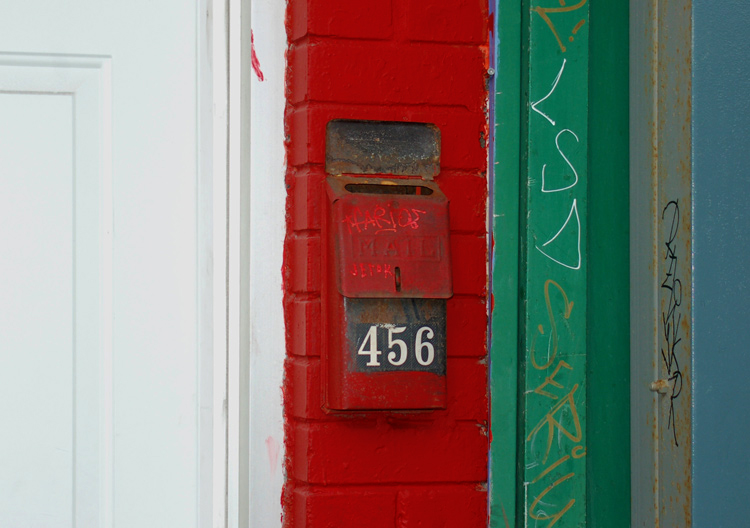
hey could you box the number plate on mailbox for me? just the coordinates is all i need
[347,299,446,374]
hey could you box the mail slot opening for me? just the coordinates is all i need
[344,183,434,196]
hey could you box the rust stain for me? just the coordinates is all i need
[326,120,441,179]
[642,0,693,526]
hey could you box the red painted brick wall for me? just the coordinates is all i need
[283,1,489,525]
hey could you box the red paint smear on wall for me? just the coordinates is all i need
[265,436,280,477]
[251,30,265,81]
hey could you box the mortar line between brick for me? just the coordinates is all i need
[292,481,489,489]
[287,101,478,112]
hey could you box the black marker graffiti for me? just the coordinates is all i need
[661,200,683,446]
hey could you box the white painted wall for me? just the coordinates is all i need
[247,0,288,526]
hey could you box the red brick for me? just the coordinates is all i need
[290,357,326,419]
[288,355,487,422]
[291,40,486,110]
[288,296,322,356]
[283,1,490,522]
[294,486,397,528]
[402,0,488,44]
[294,421,487,484]
[289,44,310,105]
[289,0,393,42]
[447,296,487,357]
[292,167,326,231]
[287,106,313,168]
[437,172,487,233]
[288,105,486,171]
[396,485,487,527]
[287,234,322,293]
[450,234,487,295]
[447,358,488,421]
[289,359,396,421]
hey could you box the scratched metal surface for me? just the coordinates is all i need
[521,1,589,526]
[630,0,692,526]
[692,1,750,525]
[326,120,441,178]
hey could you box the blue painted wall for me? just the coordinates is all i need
[693,1,750,525]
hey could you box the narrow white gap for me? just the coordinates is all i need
[98,59,114,528]
[210,0,230,525]
[226,0,244,524]
[197,0,220,525]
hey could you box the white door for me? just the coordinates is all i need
[0,2,217,526]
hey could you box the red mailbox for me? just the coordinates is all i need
[322,176,452,410]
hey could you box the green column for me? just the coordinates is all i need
[521,1,589,526]
[490,1,628,527]
[489,0,521,525]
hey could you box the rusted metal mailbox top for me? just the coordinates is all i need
[326,120,441,178]
[326,176,452,299]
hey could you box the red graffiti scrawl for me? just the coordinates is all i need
[251,30,264,81]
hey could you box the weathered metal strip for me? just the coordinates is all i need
[630,0,692,526]
[655,4,692,525]
[522,1,589,526]
[326,120,441,178]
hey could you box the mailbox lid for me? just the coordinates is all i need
[327,176,452,299]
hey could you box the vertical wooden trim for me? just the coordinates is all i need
[489,0,522,526]
[587,1,630,525]
[228,0,248,525]
[197,1,213,524]
[196,0,233,524]
[493,2,631,526]
[237,4,253,527]
[520,0,590,526]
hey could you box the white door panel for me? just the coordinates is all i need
[0,2,207,526]
[0,92,76,528]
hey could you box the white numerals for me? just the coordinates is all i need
[357,325,437,367]
[357,325,382,366]
[415,327,435,366]
[387,326,408,366]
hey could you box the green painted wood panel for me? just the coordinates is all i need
[490,1,629,526]
[522,1,589,525]
[488,0,521,525]
[587,1,630,525]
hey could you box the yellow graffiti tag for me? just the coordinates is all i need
[533,359,573,399]
[529,472,576,528]
[530,279,574,370]
[533,0,588,53]
[527,383,582,463]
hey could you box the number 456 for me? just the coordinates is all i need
[357,325,436,367]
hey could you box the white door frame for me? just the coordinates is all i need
[197,0,241,524]
[200,0,286,526]
[196,0,232,525]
